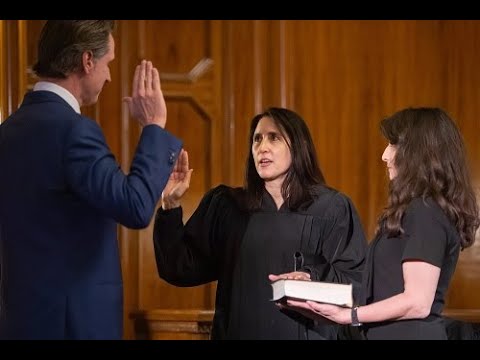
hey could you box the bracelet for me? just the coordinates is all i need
[351,306,362,327]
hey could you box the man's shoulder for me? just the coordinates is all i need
[22,90,70,108]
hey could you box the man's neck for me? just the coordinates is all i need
[35,78,82,114]
[40,76,82,107]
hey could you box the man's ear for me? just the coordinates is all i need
[82,51,94,74]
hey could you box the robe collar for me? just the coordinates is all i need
[260,189,289,212]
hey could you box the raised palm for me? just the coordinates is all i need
[162,149,192,203]
[124,60,167,128]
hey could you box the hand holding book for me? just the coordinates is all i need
[269,276,353,307]
[269,272,354,325]
[281,299,352,325]
[268,272,311,282]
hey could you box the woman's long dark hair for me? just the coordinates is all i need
[245,107,325,210]
[377,107,479,249]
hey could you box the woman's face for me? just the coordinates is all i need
[252,116,292,186]
[382,143,398,180]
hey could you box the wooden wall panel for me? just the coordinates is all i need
[223,20,257,187]
[435,20,480,309]
[144,20,209,73]
[135,20,224,319]
[1,21,25,120]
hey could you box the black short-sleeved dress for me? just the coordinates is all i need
[362,198,461,340]
[153,184,367,340]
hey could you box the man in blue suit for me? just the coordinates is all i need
[0,20,182,339]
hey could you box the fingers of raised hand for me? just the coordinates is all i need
[180,150,189,171]
[132,64,141,98]
[184,169,193,186]
[138,60,147,96]
[152,67,160,91]
[145,61,153,92]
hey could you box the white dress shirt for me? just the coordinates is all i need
[33,81,81,114]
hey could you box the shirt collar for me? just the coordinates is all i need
[33,81,81,114]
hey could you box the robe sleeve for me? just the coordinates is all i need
[153,185,234,286]
[300,192,367,303]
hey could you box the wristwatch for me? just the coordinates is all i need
[351,306,362,327]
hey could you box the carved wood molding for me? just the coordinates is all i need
[135,308,214,322]
[131,309,214,339]
[161,58,216,121]
[161,58,214,83]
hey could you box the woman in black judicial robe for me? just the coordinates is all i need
[153,107,367,340]
[280,107,480,340]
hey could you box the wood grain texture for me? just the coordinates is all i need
[132,309,213,340]
[136,20,221,316]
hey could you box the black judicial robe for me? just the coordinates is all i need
[153,185,367,339]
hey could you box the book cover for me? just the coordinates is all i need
[270,279,353,308]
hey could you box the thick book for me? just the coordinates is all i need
[271,279,353,308]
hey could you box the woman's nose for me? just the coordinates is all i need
[381,150,388,162]
[258,139,268,152]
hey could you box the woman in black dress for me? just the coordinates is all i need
[278,107,479,340]
[153,107,367,339]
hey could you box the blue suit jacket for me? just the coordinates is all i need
[0,91,182,339]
